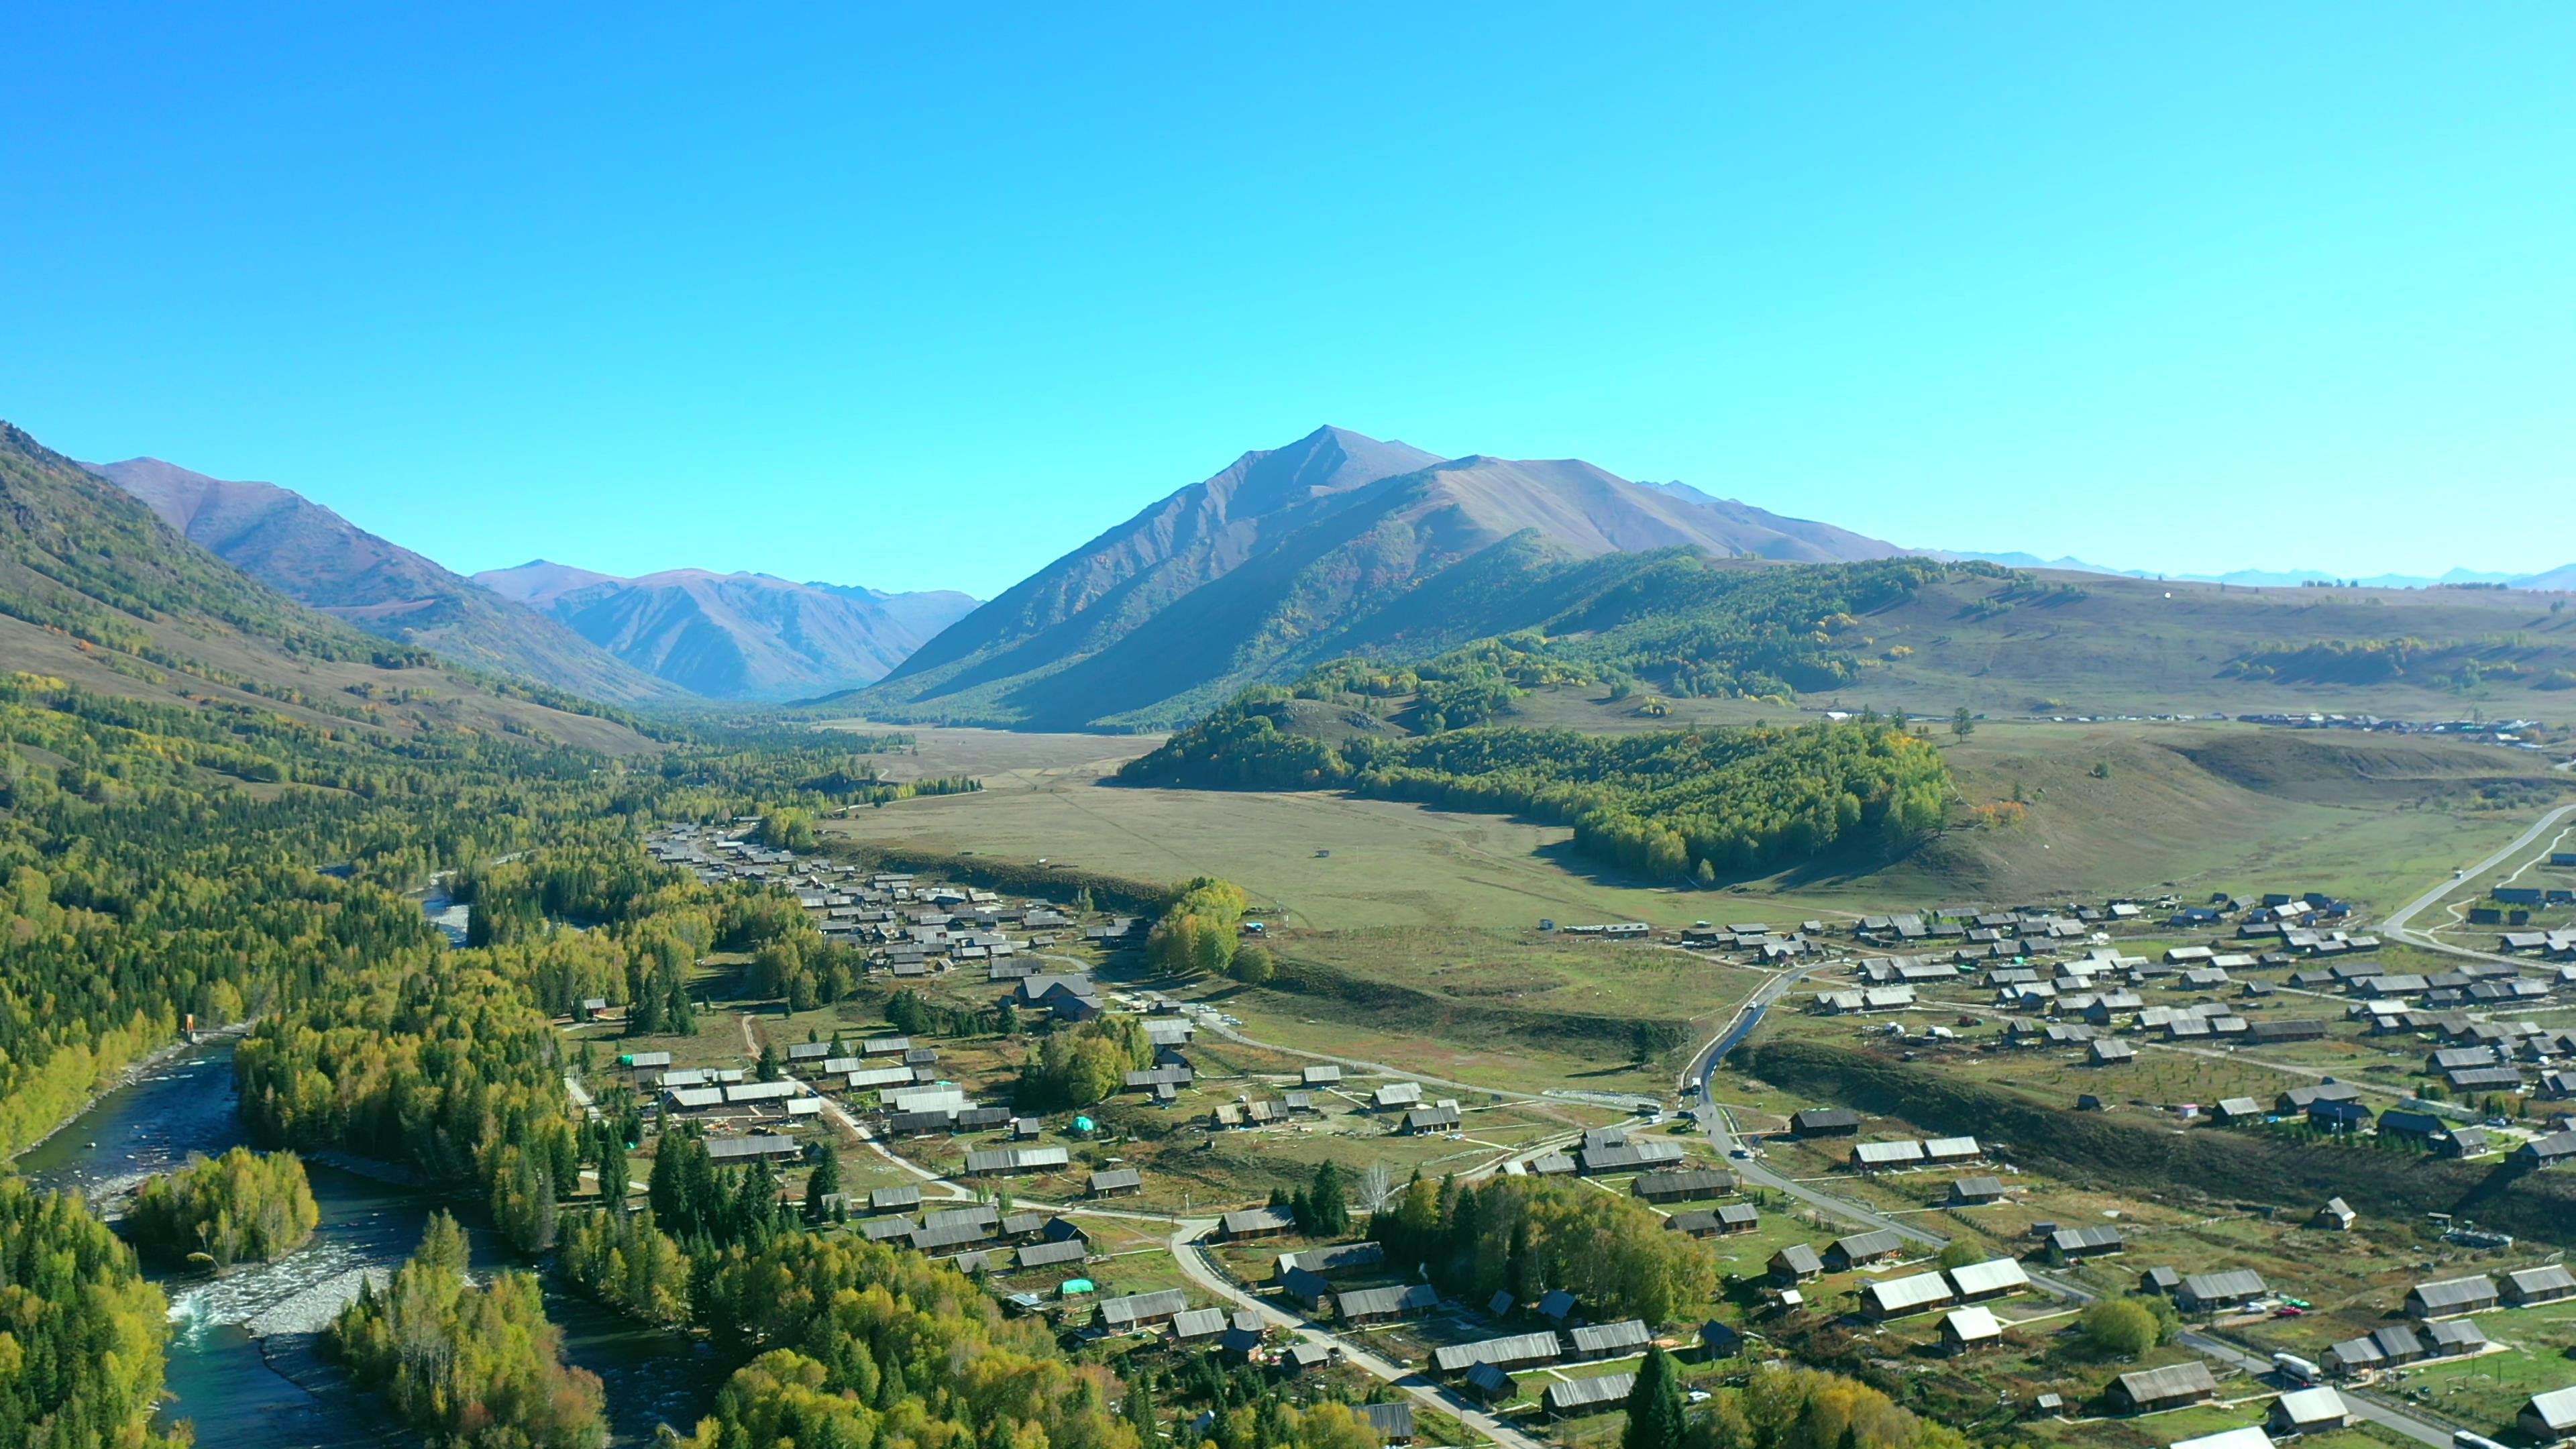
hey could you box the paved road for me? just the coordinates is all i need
[2379,801,2576,963]
[1682,965,2457,1444]
[1163,1220,1548,1449]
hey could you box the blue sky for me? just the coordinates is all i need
[3,5,2571,596]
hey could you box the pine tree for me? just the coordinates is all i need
[804,1142,842,1226]
[590,1120,629,1208]
[1123,1368,1159,1442]
[1309,1161,1348,1236]
[1622,1346,1687,1449]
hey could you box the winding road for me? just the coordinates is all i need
[1676,946,2462,1443]
[2379,802,2576,964]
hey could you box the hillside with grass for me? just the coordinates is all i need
[1842,568,2576,717]
[89,456,688,705]
[1,419,659,756]
[1122,633,1952,882]
[1112,600,2574,909]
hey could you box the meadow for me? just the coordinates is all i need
[812,717,2573,936]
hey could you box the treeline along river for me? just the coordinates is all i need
[17,1038,721,1447]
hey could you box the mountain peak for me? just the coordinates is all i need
[855,427,1907,728]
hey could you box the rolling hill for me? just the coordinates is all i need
[837,425,1906,729]
[474,563,977,701]
[85,458,683,705]
[1,422,656,755]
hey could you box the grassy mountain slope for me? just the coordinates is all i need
[87,458,684,705]
[3,423,655,755]
[476,564,978,701]
[1844,568,2576,716]
[841,427,1909,729]
[1108,545,2576,908]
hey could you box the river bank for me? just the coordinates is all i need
[11,1018,253,1165]
[17,1036,723,1447]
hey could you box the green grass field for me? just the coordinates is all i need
[814,718,2571,934]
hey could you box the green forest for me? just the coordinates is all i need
[1368,1173,1717,1327]
[1126,696,1949,879]
[125,1146,321,1269]
[0,1180,182,1449]
[329,1212,607,1449]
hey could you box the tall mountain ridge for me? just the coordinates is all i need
[475,564,978,702]
[86,457,686,705]
[81,457,976,703]
[841,425,1905,729]
[1,423,655,754]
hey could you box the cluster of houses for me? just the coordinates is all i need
[2497,926,2576,959]
[2080,1256,2576,1440]
[645,824,1110,979]
[855,1193,1094,1264]
[1677,920,1829,963]
[1877,931,2576,1120]
[2472,875,2576,930]
[2316,1265,2576,1377]
[1856,903,2139,947]
[1755,1232,2036,1350]
[2255,1083,2576,1166]
[1417,1289,1721,1415]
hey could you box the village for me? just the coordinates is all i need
[528,820,2576,1449]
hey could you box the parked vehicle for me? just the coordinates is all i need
[2272,1352,2321,1385]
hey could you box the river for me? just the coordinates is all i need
[17,1040,722,1447]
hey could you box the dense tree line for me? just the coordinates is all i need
[1144,875,1248,977]
[560,1207,692,1328]
[0,1180,181,1449]
[1132,707,1949,881]
[235,954,580,1246]
[125,1145,320,1269]
[882,987,1010,1039]
[327,1212,606,1449]
[1665,1362,1972,1449]
[1012,1016,1154,1110]
[1369,1173,1715,1326]
[0,659,875,1165]
[663,1232,1141,1449]
[2222,633,2555,690]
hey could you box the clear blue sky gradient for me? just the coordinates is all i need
[4,6,2571,596]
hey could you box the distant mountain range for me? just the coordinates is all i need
[87,458,685,704]
[4,425,655,753]
[81,457,974,702]
[837,425,1909,729]
[56,425,2575,724]
[474,563,977,701]
[1932,548,2575,593]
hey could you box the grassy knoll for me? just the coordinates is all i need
[1876,720,2575,910]
[816,710,2571,933]
[1848,568,2576,720]
[808,720,1163,788]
